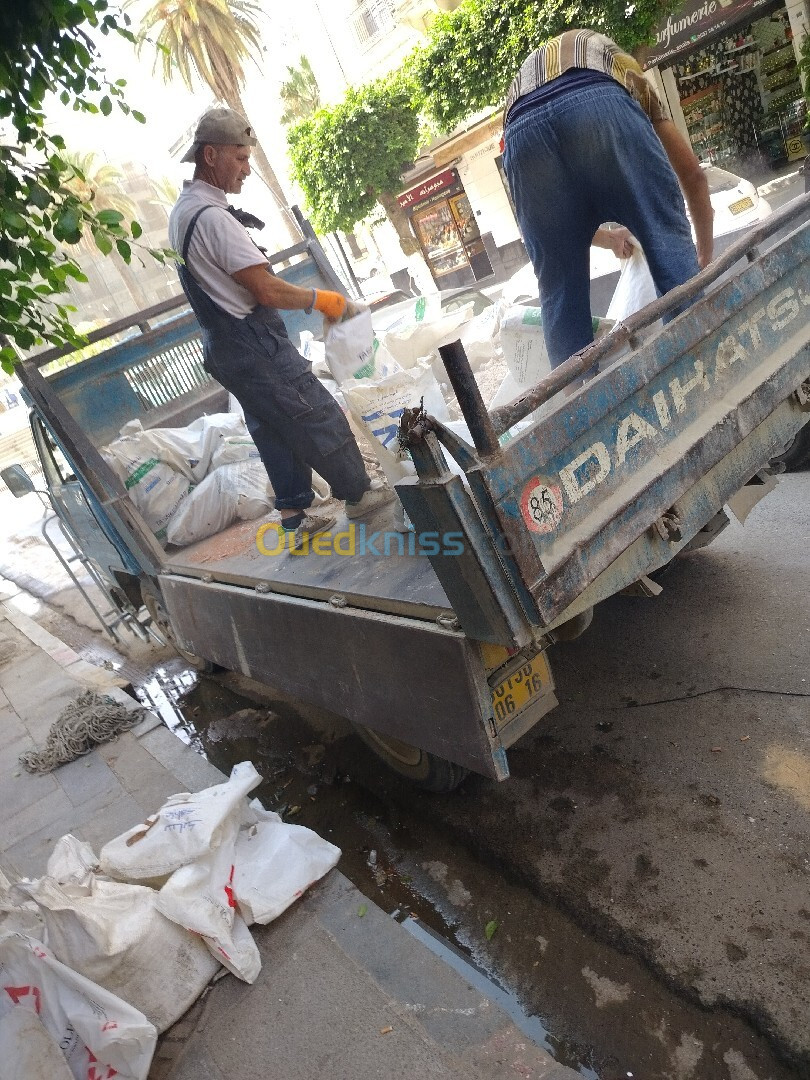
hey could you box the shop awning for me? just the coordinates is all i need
[645,0,779,67]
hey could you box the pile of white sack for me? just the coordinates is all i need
[320,251,655,480]
[101,413,275,547]
[0,761,340,1080]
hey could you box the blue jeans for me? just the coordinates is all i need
[503,81,700,369]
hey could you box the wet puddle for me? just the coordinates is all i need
[134,668,798,1080]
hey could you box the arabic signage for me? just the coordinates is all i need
[644,0,774,67]
[397,168,460,210]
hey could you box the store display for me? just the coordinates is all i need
[672,7,806,171]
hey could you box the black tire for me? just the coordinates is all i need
[140,580,215,673]
[352,724,469,792]
[770,425,810,472]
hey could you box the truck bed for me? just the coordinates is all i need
[164,498,453,621]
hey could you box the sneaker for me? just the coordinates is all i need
[281,512,337,552]
[344,482,397,520]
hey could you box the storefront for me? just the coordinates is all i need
[397,167,494,289]
[646,0,808,173]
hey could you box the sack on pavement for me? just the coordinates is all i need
[0,931,156,1080]
[99,761,263,883]
[234,800,340,925]
[0,1006,74,1080]
[16,872,220,1033]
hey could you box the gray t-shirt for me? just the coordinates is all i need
[168,180,266,318]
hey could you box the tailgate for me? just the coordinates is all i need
[401,198,810,640]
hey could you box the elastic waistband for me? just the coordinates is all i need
[505,79,634,133]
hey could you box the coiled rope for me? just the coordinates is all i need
[19,690,146,774]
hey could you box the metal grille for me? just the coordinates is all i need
[123,337,210,410]
[352,0,395,46]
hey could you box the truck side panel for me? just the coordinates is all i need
[158,573,511,778]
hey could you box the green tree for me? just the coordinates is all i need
[0,2,172,373]
[412,0,679,131]
[288,75,421,255]
[280,55,320,127]
[132,0,302,243]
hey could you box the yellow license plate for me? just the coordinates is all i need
[729,196,754,215]
[491,652,552,728]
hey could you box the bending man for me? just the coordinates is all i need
[503,29,713,369]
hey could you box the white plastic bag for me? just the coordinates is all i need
[17,874,220,1033]
[0,932,157,1080]
[606,246,658,322]
[165,461,273,547]
[100,761,262,883]
[499,305,552,387]
[324,309,375,383]
[115,413,246,483]
[233,800,340,926]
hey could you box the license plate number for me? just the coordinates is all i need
[491,653,551,728]
[729,196,754,215]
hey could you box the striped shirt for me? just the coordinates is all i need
[504,30,665,126]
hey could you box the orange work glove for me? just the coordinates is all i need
[313,290,348,321]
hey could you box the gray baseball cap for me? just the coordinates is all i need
[181,108,257,162]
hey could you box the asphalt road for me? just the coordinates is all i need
[347,471,810,1074]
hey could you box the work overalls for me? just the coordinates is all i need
[178,206,369,511]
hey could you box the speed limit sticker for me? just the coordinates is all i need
[520,478,564,534]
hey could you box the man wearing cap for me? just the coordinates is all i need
[169,107,395,548]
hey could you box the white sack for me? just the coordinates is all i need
[234,800,341,926]
[46,835,99,894]
[499,306,552,387]
[155,817,260,983]
[100,761,262,883]
[379,302,475,369]
[117,413,245,483]
[0,1006,74,1080]
[0,932,156,1080]
[342,359,449,487]
[165,461,273,547]
[324,308,375,384]
[17,875,220,1033]
[606,246,658,323]
[101,440,192,546]
[210,434,263,470]
[458,299,504,371]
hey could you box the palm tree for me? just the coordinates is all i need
[131,0,302,244]
[62,151,156,310]
[279,55,320,126]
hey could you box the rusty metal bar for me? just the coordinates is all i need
[438,340,501,458]
[490,190,810,436]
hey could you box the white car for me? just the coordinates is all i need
[703,163,772,238]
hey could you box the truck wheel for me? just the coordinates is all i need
[140,581,215,673]
[770,426,810,471]
[352,724,468,793]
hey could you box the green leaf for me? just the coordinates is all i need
[484,920,498,941]
[130,220,143,239]
[116,238,132,261]
[99,95,112,116]
[96,209,124,226]
[93,230,113,256]
[131,110,146,124]
[357,904,368,918]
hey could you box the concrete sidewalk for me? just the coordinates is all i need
[0,597,578,1080]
